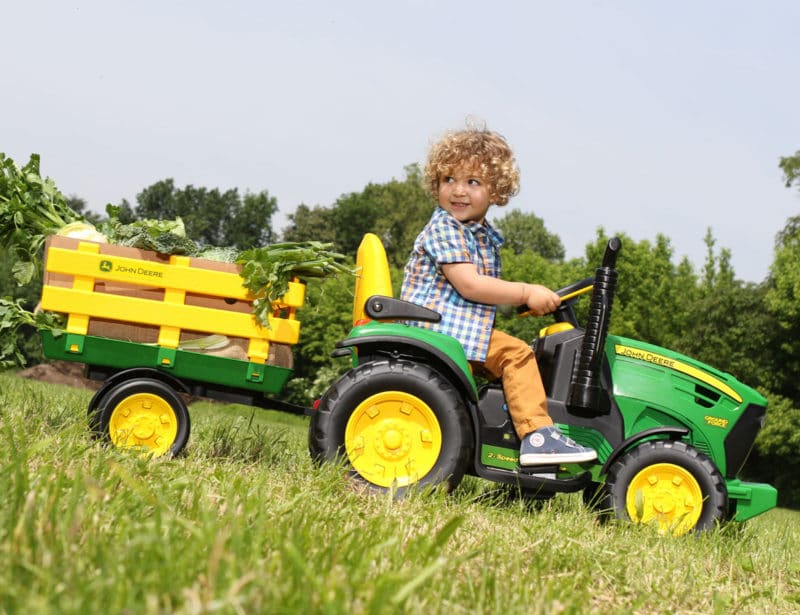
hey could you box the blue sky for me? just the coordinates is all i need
[3,1,798,282]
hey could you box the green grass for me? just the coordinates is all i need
[1,371,799,614]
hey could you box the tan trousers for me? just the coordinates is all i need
[471,329,553,439]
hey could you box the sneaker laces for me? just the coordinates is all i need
[551,430,581,448]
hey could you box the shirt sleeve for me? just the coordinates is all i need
[422,214,473,268]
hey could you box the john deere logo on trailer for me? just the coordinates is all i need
[99,260,113,272]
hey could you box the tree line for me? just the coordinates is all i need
[2,152,800,506]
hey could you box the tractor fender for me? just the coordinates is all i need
[88,367,191,415]
[334,334,479,404]
[600,426,690,475]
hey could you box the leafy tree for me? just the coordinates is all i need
[494,209,565,260]
[134,179,178,219]
[283,204,337,245]
[688,230,779,391]
[112,199,136,224]
[325,188,385,259]
[746,391,800,508]
[763,152,800,403]
[765,215,800,403]
[669,229,780,391]
[134,179,277,249]
[376,164,438,266]
[282,274,356,405]
[699,228,734,290]
[65,196,103,226]
[223,191,278,249]
[779,150,800,189]
[331,164,434,266]
[584,229,698,348]
[674,279,780,392]
[283,165,434,266]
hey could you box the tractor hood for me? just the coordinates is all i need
[608,335,766,408]
[607,334,767,478]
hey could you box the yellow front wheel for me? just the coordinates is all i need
[605,441,727,535]
[92,378,191,457]
[625,463,704,535]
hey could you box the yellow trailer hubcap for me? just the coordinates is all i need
[345,391,442,488]
[626,462,704,536]
[108,392,178,457]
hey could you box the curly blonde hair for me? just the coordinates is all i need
[424,127,520,206]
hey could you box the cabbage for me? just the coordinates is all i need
[56,221,108,243]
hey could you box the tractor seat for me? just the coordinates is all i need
[352,233,440,326]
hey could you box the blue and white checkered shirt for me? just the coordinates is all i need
[400,207,504,361]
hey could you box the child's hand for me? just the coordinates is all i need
[521,284,561,316]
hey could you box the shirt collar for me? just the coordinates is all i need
[435,207,504,248]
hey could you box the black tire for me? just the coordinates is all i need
[309,359,472,495]
[91,378,191,457]
[604,440,727,535]
[582,481,606,512]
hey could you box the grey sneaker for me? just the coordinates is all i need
[519,426,597,466]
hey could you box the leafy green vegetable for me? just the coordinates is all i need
[178,334,230,351]
[237,242,354,326]
[196,246,239,263]
[57,221,108,242]
[0,153,84,285]
[0,298,65,368]
[100,205,198,255]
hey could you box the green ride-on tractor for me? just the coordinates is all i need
[309,233,777,535]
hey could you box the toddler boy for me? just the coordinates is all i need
[401,126,597,466]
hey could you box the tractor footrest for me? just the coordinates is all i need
[518,464,559,478]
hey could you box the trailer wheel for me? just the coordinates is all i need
[91,378,190,457]
[604,440,727,535]
[310,359,472,495]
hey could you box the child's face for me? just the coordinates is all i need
[438,165,491,224]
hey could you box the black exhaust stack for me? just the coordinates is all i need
[568,237,622,412]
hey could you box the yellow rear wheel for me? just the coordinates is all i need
[108,392,180,456]
[310,359,472,494]
[345,391,442,488]
[92,378,191,457]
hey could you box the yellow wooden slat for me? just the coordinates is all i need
[158,255,190,348]
[46,247,250,298]
[279,281,306,308]
[248,338,270,364]
[45,247,307,308]
[64,242,100,335]
[41,286,301,344]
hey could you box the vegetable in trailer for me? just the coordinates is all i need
[1,151,354,364]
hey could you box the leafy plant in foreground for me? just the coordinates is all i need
[0,153,84,285]
[0,298,64,368]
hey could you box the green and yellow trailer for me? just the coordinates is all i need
[39,235,307,456]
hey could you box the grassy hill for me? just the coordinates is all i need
[1,371,798,614]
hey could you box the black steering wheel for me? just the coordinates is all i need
[555,276,594,302]
[516,276,594,317]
